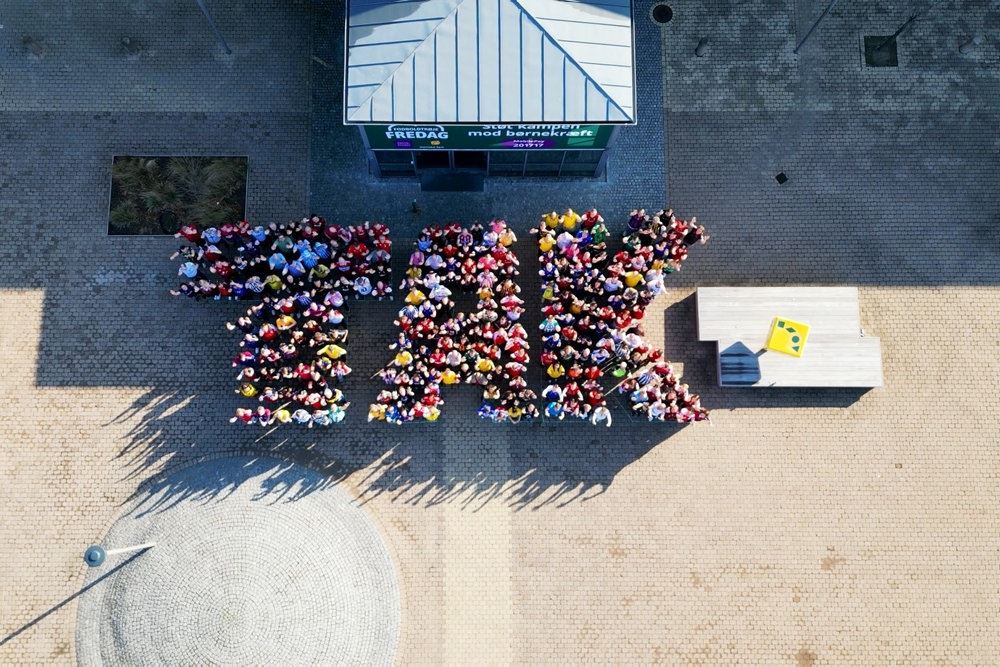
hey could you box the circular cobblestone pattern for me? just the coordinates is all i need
[76,456,400,665]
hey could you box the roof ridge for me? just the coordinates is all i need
[348,0,471,122]
[507,0,631,121]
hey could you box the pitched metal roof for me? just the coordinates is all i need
[344,0,635,124]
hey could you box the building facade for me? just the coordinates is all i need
[344,0,636,180]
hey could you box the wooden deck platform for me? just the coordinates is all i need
[696,287,883,388]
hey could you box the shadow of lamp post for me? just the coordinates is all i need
[872,0,946,53]
[794,0,841,54]
[195,0,232,55]
[0,546,155,646]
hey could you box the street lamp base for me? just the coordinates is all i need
[84,546,107,568]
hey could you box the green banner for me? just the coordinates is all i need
[363,124,615,151]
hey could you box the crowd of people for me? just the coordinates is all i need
[368,220,539,424]
[172,208,712,427]
[170,216,391,426]
[534,208,710,424]
[171,217,392,302]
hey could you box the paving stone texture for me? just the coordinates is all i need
[1,0,999,665]
[74,456,400,665]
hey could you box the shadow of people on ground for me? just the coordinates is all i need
[109,380,682,514]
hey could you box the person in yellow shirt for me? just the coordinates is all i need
[441,368,459,384]
[624,270,643,287]
[318,344,347,359]
[547,362,565,379]
[405,288,426,305]
[542,211,560,228]
[538,234,555,252]
[560,208,580,230]
[394,350,413,366]
[475,358,495,373]
[367,403,386,422]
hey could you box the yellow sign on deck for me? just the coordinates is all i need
[767,317,810,357]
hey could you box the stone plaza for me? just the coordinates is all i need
[1,0,999,664]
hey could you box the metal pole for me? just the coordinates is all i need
[195,0,232,55]
[793,0,841,54]
[84,542,155,567]
[958,35,982,55]
[105,542,157,557]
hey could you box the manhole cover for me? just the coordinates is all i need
[651,4,673,24]
[864,35,898,67]
[775,172,788,185]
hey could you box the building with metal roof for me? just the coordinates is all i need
[344,0,636,181]
[345,0,635,124]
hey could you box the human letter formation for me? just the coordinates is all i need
[368,219,532,424]
[170,209,709,427]
[171,216,391,427]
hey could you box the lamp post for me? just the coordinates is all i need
[84,543,156,568]
[958,36,982,55]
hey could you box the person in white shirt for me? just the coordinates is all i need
[591,405,612,427]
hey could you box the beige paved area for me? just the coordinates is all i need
[3,284,999,664]
[2,0,1000,664]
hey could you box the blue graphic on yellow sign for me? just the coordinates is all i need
[767,317,810,357]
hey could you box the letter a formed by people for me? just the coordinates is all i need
[170,216,392,427]
[369,220,538,424]
[535,207,709,425]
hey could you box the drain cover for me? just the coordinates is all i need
[775,172,788,185]
[864,35,898,67]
